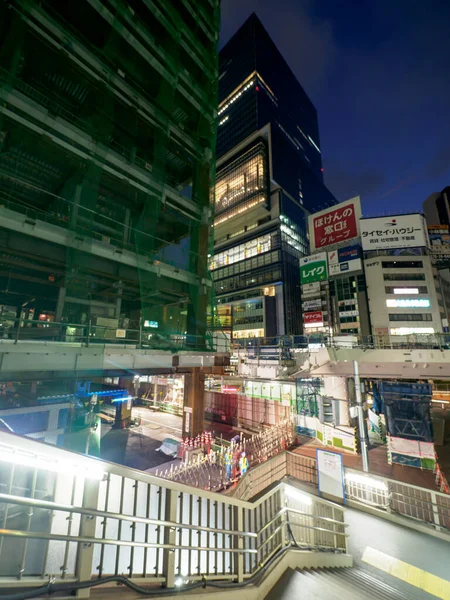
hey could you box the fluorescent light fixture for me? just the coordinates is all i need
[390,327,434,335]
[386,298,430,308]
[345,472,388,491]
[285,486,312,505]
[0,446,105,480]
[393,288,419,295]
[112,396,133,403]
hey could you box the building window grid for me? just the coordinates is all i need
[213,249,280,280]
[381,261,424,269]
[385,286,428,294]
[215,265,282,294]
[383,273,426,281]
[210,232,276,271]
[215,144,267,216]
[388,314,433,322]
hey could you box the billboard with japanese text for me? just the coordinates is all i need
[303,298,322,311]
[328,244,362,275]
[304,311,324,328]
[300,252,328,284]
[309,197,361,251]
[428,225,450,265]
[360,214,429,251]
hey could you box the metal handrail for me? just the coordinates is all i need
[0,493,257,538]
[232,333,450,352]
[0,528,258,554]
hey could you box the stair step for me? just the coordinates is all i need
[332,567,426,600]
[298,568,360,600]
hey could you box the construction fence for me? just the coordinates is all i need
[156,420,294,491]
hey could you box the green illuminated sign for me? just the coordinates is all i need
[300,253,328,284]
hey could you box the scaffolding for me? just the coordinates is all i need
[0,0,221,351]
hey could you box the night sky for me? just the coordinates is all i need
[220,0,450,218]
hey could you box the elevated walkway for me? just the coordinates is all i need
[0,338,224,380]
[232,335,450,381]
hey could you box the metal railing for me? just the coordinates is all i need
[0,317,229,354]
[232,333,450,353]
[0,432,347,595]
[230,451,450,535]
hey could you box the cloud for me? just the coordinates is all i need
[324,162,385,203]
[220,0,336,99]
[425,146,450,179]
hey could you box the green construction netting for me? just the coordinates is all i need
[0,0,224,352]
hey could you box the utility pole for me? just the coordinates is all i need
[85,394,97,455]
[353,360,369,472]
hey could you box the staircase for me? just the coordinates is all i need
[265,567,432,600]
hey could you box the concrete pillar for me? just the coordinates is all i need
[182,368,205,437]
[115,281,123,319]
[323,376,350,426]
[55,287,66,323]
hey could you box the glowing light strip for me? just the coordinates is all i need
[307,135,321,153]
[0,445,105,480]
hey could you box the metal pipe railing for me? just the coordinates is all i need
[0,431,347,594]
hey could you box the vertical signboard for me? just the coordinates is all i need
[316,449,345,501]
[300,252,328,284]
[309,197,361,251]
[428,225,450,265]
[304,311,324,328]
[360,214,429,251]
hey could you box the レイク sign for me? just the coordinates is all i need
[309,197,361,251]
[360,214,429,251]
[300,252,328,284]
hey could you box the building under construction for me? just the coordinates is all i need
[0,0,220,349]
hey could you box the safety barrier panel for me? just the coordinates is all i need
[157,420,294,491]
[0,432,347,595]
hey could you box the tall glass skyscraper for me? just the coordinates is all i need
[211,14,336,338]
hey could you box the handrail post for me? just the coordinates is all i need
[14,316,21,345]
[430,490,442,532]
[233,506,244,583]
[75,478,100,598]
[162,488,177,587]
[86,319,91,347]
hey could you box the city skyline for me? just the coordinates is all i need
[221,1,450,218]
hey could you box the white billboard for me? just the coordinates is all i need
[360,214,429,251]
[303,298,322,311]
[327,245,362,276]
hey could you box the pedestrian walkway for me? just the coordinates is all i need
[293,435,437,490]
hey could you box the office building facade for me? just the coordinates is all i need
[0,0,219,348]
[361,214,446,341]
[211,14,336,338]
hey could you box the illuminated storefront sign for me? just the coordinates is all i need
[144,320,158,328]
[390,327,434,335]
[300,252,328,284]
[304,311,324,328]
[328,244,362,275]
[393,288,419,294]
[386,299,430,308]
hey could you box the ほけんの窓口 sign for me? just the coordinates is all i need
[309,197,361,251]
